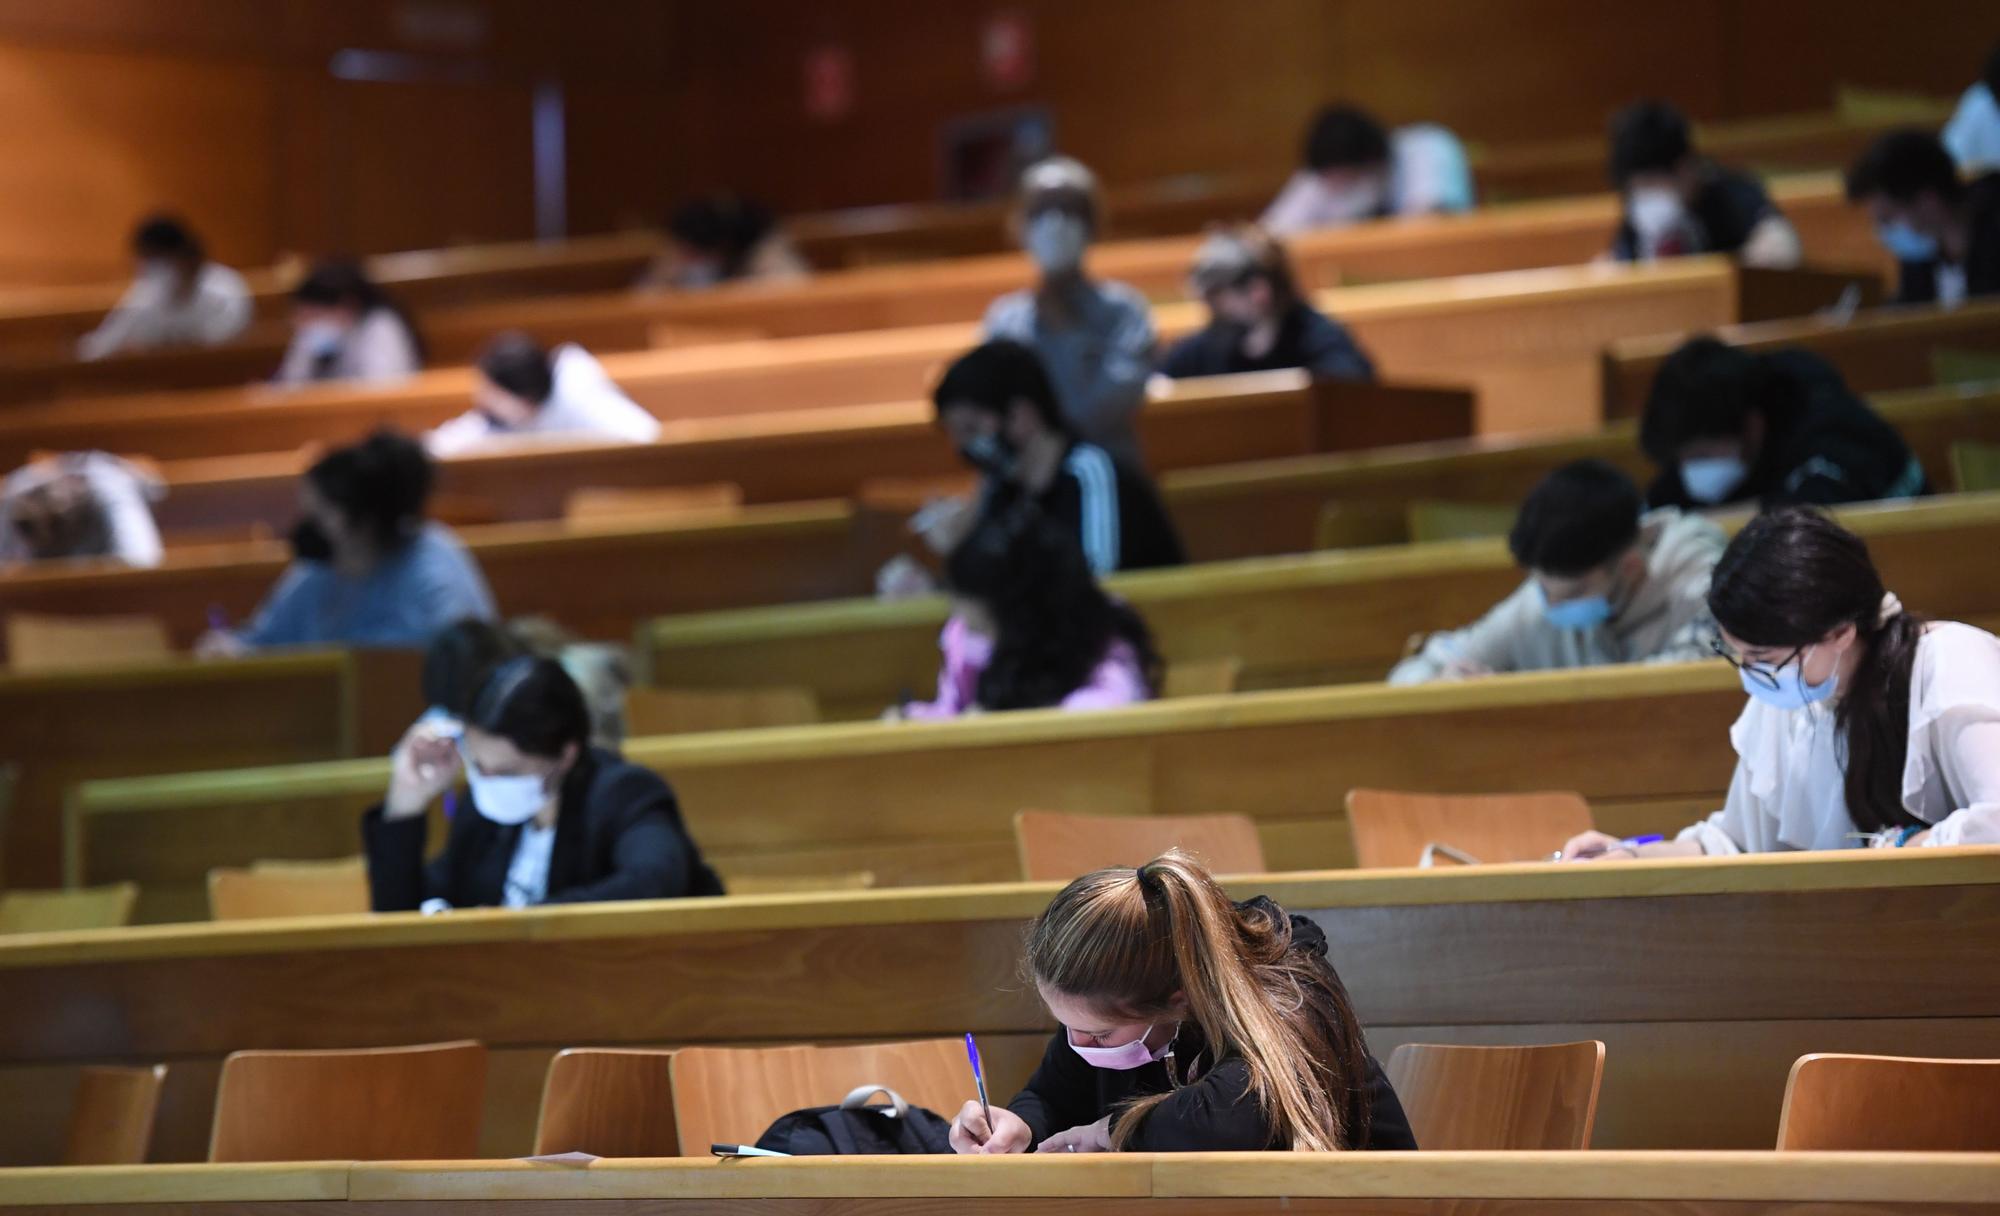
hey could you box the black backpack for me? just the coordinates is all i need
[753,1086,954,1155]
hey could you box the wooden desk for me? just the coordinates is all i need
[635,491,2000,721]
[2,852,1998,1164]
[1,1153,1996,1213]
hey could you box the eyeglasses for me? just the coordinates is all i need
[1709,635,1802,691]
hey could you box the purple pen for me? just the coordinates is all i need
[206,604,230,633]
[964,1033,992,1138]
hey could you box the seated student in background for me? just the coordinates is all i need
[1389,460,1724,685]
[421,616,634,750]
[0,452,164,569]
[364,656,725,911]
[1944,42,2000,172]
[1846,129,2000,307]
[1564,508,2000,860]
[1260,104,1474,236]
[983,157,1157,466]
[76,214,251,361]
[1605,100,1801,268]
[426,333,661,457]
[950,850,1416,1153]
[273,260,424,386]
[634,193,811,290]
[895,506,1159,720]
[929,339,1184,576]
[1160,225,1375,381]
[1639,337,1928,511]
[198,431,494,654]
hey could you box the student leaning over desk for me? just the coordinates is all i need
[1564,509,2000,861]
[950,851,1416,1153]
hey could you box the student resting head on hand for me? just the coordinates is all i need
[1563,508,2000,861]
[950,850,1416,1153]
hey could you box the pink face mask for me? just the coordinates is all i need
[1067,1025,1175,1071]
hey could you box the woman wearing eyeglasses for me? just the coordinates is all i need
[1563,508,2000,860]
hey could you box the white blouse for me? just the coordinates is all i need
[1680,621,2000,854]
[425,345,661,457]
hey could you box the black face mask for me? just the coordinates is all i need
[958,431,1018,479]
[289,518,336,564]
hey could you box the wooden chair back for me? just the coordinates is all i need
[1013,810,1267,882]
[1407,500,1518,543]
[533,1048,679,1157]
[1160,657,1242,699]
[1950,441,2000,493]
[61,1064,167,1165]
[1313,501,1409,550]
[206,856,370,921]
[1776,1053,2000,1150]
[1345,789,1595,869]
[6,614,171,673]
[1385,1041,1606,1149]
[0,883,138,934]
[563,483,745,525]
[207,1040,487,1162]
[722,871,878,896]
[668,1039,965,1156]
[624,686,820,735]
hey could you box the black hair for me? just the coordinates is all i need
[466,655,593,760]
[1608,100,1694,188]
[476,332,555,405]
[667,194,778,278]
[944,504,1161,711]
[292,258,429,363]
[422,618,527,719]
[305,429,434,550]
[132,214,203,263]
[1303,105,1391,172]
[1985,40,2000,97]
[931,339,1067,432]
[1844,129,1963,205]
[1638,336,1774,466]
[1507,460,1643,577]
[1707,509,1927,833]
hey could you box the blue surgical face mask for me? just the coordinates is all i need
[1680,455,1748,505]
[1539,582,1615,631]
[1741,644,1839,711]
[1875,220,1940,264]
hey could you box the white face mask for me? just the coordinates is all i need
[1025,211,1088,275]
[1628,187,1686,244]
[463,759,554,826]
[296,319,347,357]
[1322,178,1387,222]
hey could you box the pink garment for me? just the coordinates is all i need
[900,615,1151,719]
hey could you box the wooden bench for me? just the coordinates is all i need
[1603,296,2000,419]
[0,649,420,889]
[2,850,1997,1162]
[635,491,2000,721]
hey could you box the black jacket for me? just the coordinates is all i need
[982,442,1186,576]
[1892,172,2000,305]
[1646,350,1930,511]
[362,747,724,911]
[1006,899,1418,1152]
[1160,301,1377,382]
[1611,163,1780,262]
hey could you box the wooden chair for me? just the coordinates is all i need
[206,856,370,921]
[1345,789,1595,869]
[1161,657,1242,699]
[208,1040,487,1162]
[61,1065,167,1165]
[1776,1054,2000,1150]
[6,614,170,673]
[563,483,744,526]
[722,871,877,896]
[0,884,138,934]
[1406,500,1517,544]
[1313,501,1409,550]
[1950,440,2000,493]
[533,1048,679,1157]
[668,1039,965,1157]
[1385,1041,1605,1150]
[624,685,819,735]
[1013,810,1267,882]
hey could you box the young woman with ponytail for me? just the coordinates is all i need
[1564,508,2000,859]
[949,851,1415,1154]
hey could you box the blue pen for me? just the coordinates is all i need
[964,1033,992,1139]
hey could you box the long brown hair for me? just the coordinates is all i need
[1024,850,1371,1151]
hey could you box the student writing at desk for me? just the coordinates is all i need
[950,851,1415,1153]
[365,656,724,911]
[1564,509,2000,860]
